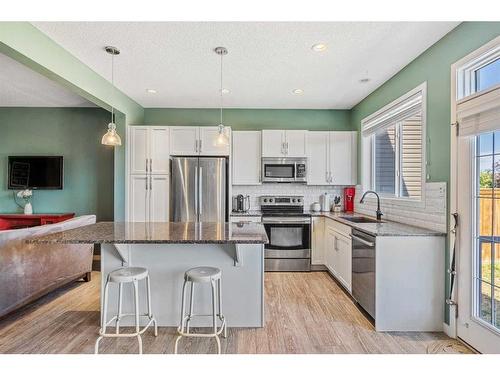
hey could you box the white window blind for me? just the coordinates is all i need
[362,91,423,136]
[457,85,500,137]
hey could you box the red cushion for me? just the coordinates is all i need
[0,218,12,230]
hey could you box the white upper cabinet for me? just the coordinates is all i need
[261,130,285,157]
[285,130,307,157]
[150,127,170,174]
[129,126,170,175]
[170,126,230,156]
[232,131,261,185]
[306,131,357,185]
[307,131,329,185]
[329,131,357,186]
[261,130,307,157]
[169,126,199,155]
[199,126,231,155]
[129,127,149,174]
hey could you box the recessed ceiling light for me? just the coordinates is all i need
[146,89,157,94]
[311,43,327,52]
[359,78,370,83]
[292,88,304,95]
[220,88,230,94]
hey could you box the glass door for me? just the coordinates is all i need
[456,131,500,353]
[473,132,500,330]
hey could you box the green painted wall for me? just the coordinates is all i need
[0,107,114,220]
[350,22,500,323]
[143,108,351,130]
[0,22,145,220]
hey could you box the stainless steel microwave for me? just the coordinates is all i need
[261,157,307,183]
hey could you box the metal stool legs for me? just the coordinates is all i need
[174,277,227,354]
[95,273,158,354]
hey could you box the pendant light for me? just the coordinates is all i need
[214,46,229,146]
[101,46,122,146]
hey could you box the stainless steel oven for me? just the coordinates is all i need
[260,195,311,272]
[261,157,307,183]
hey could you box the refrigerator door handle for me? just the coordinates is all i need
[194,165,198,217]
[199,166,203,217]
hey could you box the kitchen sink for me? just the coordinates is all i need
[340,216,382,224]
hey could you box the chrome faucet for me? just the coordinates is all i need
[360,190,383,221]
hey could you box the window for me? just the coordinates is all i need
[475,58,500,93]
[457,43,500,100]
[362,83,426,200]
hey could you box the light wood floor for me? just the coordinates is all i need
[0,271,472,354]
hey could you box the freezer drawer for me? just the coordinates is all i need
[265,248,310,259]
[265,258,311,272]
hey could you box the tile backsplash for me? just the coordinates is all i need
[232,182,447,233]
[232,185,343,211]
[353,182,447,233]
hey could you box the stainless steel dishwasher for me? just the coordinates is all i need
[351,229,376,319]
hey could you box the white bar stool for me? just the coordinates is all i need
[174,266,227,354]
[95,267,158,354]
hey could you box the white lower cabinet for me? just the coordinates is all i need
[323,218,352,292]
[129,175,149,222]
[311,216,325,265]
[129,174,169,222]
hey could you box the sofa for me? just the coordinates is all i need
[0,215,96,319]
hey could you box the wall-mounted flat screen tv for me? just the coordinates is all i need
[8,156,63,190]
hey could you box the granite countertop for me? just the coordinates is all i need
[230,210,262,217]
[26,222,269,245]
[231,208,444,237]
[315,212,445,237]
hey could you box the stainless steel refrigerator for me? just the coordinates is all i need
[170,157,228,222]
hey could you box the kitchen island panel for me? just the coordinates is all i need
[101,242,264,327]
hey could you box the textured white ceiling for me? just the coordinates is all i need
[0,52,95,107]
[33,22,459,109]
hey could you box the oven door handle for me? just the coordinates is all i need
[262,217,311,224]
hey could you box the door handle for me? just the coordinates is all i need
[194,166,198,216]
[350,234,375,247]
[199,167,203,217]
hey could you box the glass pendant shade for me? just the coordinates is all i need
[101,122,122,146]
[216,123,229,146]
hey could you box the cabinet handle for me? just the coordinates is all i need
[149,175,152,190]
[150,158,152,172]
[195,139,198,153]
[286,142,289,154]
[145,176,148,190]
[146,159,149,173]
[199,139,202,153]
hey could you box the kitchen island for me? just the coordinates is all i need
[29,221,268,327]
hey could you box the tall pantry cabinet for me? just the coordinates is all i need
[128,126,170,222]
